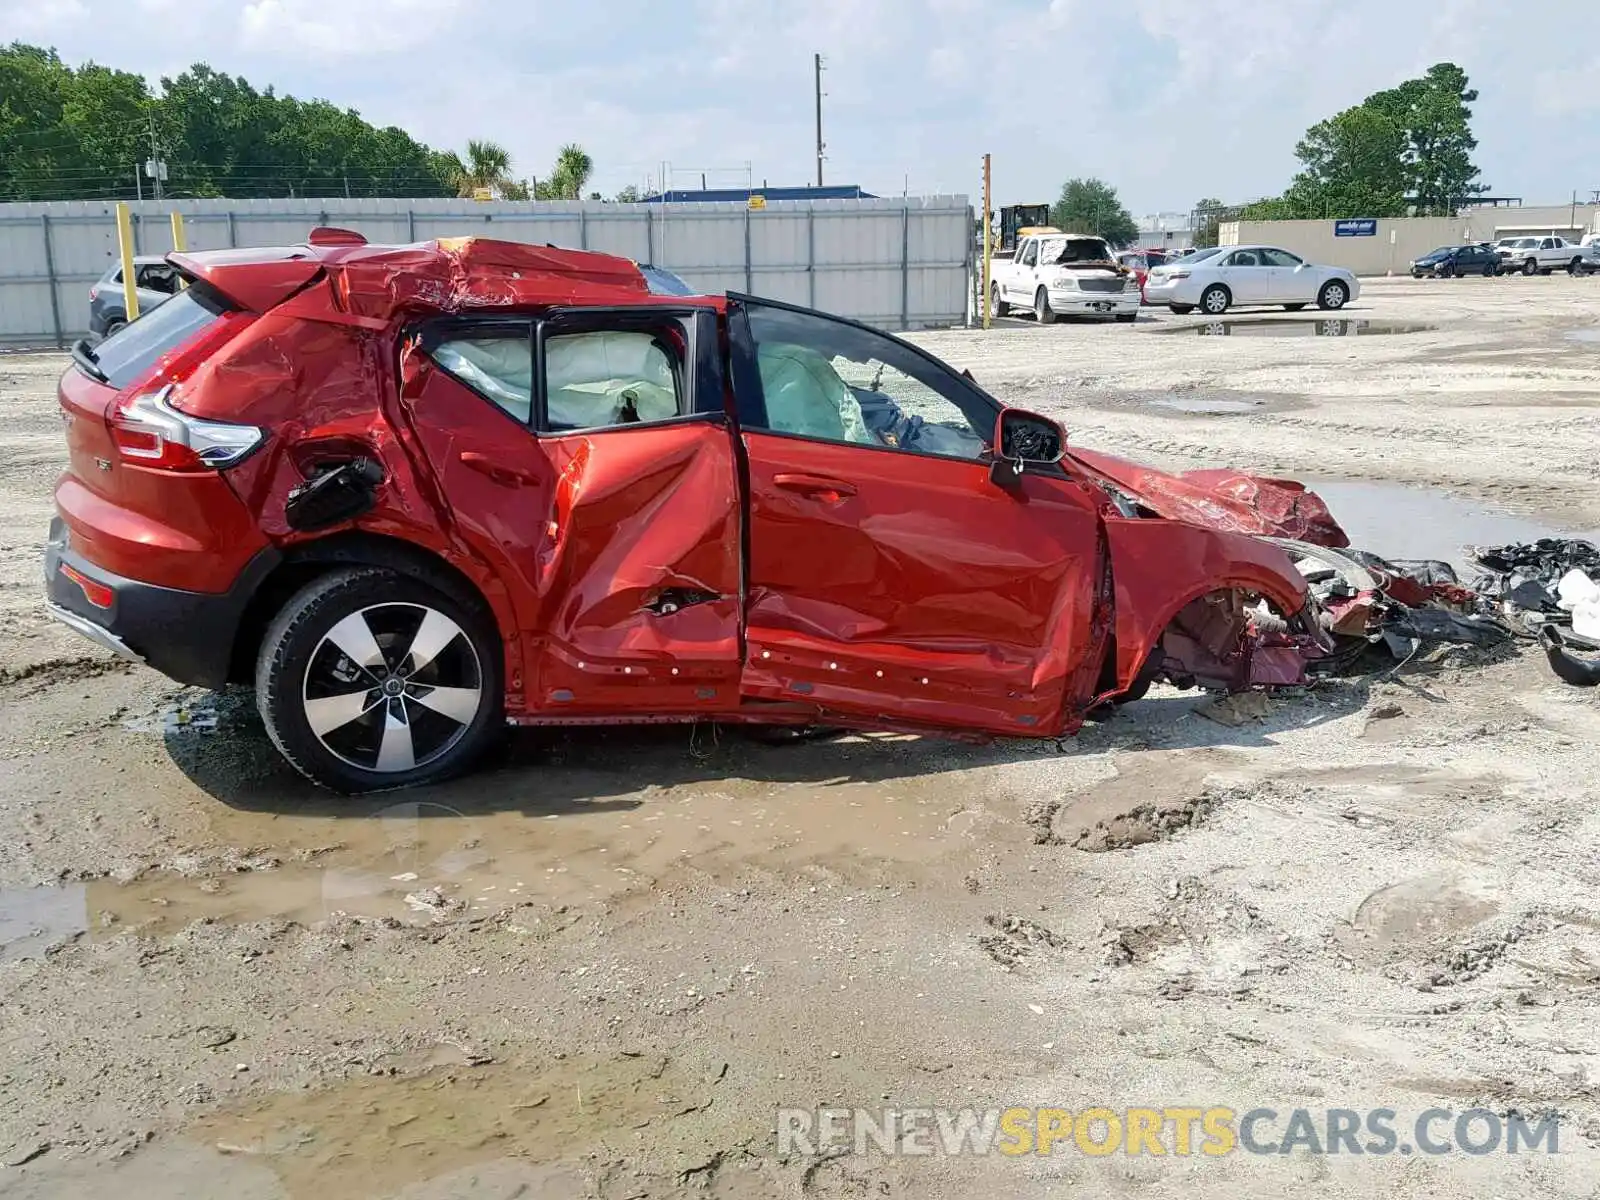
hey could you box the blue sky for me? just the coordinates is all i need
[6,0,1600,213]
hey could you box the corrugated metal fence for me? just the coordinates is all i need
[0,195,974,348]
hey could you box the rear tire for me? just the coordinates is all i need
[1034,288,1056,324]
[1169,303,1194,314]
[1200,284,1231,315]
[255,567,503,793]
[1316,280,1349,310]
[989,283,1009,319]
[102,318,126,339]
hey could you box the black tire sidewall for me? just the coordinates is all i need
[255,567,504,793]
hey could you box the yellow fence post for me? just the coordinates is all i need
[170,210,187,287]
[115,202,139,322]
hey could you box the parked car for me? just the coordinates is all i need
[1114,250,1172,304]
[48,231,1335,791]
[989,230,1141,323]
[1493,235,1596,276]
[1143,245,1358,315]
[1410,244,1501,277]
[89,256,182,337]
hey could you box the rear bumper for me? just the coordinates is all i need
[43,516,280,689]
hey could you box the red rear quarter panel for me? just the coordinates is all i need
[55,366,269,592]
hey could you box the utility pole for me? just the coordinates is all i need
[146,113,164,201]
[814,53,825,188]
[981,153,992,331]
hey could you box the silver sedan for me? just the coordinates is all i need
[1143,245,1360,315]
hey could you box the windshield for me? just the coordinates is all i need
[1425,247,1454,258]
[1040,236,1113,265]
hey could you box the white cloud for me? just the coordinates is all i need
[0,0,87,37]
[239,0,468,58]
[9,0,1600,212]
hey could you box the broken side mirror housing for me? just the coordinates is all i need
[990,407,1066,491]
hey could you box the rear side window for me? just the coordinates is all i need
[432,334,533,422]
[90,284,231,389]
[545,330,682,431]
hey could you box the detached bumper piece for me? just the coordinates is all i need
[42,517,280,689]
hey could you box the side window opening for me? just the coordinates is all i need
[742,304,991,462]
[425,315,695,433]
[542,326,685,432]
[431,333,534,423]
[137,264,179,294]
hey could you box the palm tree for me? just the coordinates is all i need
[447,139,514,198]
[548,143,593,200]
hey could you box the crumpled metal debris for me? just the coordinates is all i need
[1269,538,1514,674]
[1469,538,1600,685]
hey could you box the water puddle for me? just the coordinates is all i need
[190,1051,729,1199]
[0,882,88,964]
[1149,396,1266,415]
[1162,319,1434,337]
[1306,480,1600,571]
[0,764,998,952]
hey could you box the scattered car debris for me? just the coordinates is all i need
[1266,538,1513,675]
[1469,539,1600,685]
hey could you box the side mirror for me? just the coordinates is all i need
[991,407,1066,490]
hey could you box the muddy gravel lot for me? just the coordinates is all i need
[4,276,1600,1198]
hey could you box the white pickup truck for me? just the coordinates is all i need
[989,230,1141,323]
[1493,235,1599,276]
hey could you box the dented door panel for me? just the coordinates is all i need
[402,354,742,716]
[740,432,1104,734]
[530,422,743,711]
[1101,515,1315,691]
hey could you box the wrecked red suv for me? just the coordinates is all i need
[46,232,1331,792]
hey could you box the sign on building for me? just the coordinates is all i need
[1334,218,1377,237]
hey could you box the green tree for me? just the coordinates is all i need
[1,44,458,200]
[614,184,642,203]
[535,143,593,200]
[1367,62,1485,214]
[1191,197,1226,248]
[1282,104,1408,219]
[1050,178,1139,247]
[444,139,514,197]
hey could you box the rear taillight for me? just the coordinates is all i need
[110,385,263,472]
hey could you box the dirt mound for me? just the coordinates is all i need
[1026,786,1227,851]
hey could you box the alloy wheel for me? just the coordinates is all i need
[301,602,483,773]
